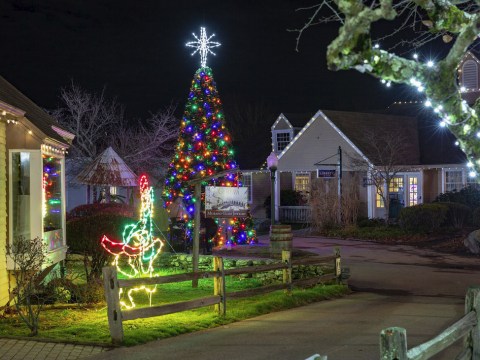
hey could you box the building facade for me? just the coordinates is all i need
[0,76,73,306]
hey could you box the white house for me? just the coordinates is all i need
[244,106,471,223]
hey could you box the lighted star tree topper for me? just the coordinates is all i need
[186,27,221,68]
[102,174,164,308]
[163,28,256,245]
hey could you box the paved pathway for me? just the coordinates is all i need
[0,339,107,360]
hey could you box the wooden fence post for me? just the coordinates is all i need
[282,250,292,294]
[305,354,327,360]
[213,256,226,315]
[102,266,124,344]
[380,327,408,360]
[465,286,480,359]
[334,248,341,284]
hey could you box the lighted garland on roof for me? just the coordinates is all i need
[102,175,164,308]
[163,27,256,245]
[317,0,480,177]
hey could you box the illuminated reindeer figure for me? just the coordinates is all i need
[101,174,164,308]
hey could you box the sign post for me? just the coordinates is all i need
[314,146,343,223]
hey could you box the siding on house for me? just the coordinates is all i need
[249,172,270,219]
[278,113,362,172]
[0,121,8,305]
[423,169,441,203]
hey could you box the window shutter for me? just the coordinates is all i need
[462,60,478,90]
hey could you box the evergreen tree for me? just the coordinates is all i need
[163,66,256,245]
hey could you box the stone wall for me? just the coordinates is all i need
[156,253,332,284]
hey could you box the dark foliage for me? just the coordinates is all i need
[264,190,304,219]
[67,214,134,281]
[399,203,448,233]
[437,202,472,230]
[356,217,386,228]
[67,203,135,221]
[435,186,480,209]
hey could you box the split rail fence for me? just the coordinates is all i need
[103,250,342,344]
[380,285,479,360]
[307,286,479,360]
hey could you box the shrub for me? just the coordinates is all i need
[264,190,304,218]
[399,203,448,233]
[437,202,471,230]
[10,236,51,336]
[67,214,135,281]
[67,203,135,221]
[472,207,480,227]
[435,185,480,208]
[357,217,386,228]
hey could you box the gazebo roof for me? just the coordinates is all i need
[76,147,137,187]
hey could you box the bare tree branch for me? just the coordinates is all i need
[294,0,480,176]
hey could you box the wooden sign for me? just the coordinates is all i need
[205,186,248,218]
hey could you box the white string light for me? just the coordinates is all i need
[186,27,221,68]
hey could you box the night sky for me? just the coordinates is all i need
[0,0,420,166]
[0,0,410,116]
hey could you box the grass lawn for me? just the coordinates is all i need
[0,268,349,346]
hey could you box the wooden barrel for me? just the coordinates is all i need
[269,224,292,257]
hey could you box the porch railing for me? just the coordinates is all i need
[279,206,311,223]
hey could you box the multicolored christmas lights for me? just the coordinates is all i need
[42,155,62,222]
[163,29,256,246]
[102,174,164,308]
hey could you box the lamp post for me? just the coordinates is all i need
[267,151,279,225]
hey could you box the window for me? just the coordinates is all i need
[389,177,404,193]
[294,172,310,193]
[466,173,480,189]
[408,177,418,206]
[275,131,291,152]
[445,170,463,192]
[11,152,31,242]
[376,192,384,208]
[241,173,252,203]
[462,60,478,90]
[43,155,63,233]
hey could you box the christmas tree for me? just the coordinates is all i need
[163,28,256,245]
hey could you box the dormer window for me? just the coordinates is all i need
[462,60,478,90]
[275,131,291,152]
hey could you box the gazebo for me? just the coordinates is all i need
[76,146,137,203]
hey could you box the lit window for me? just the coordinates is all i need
[276,132,291,152]
[376,192,384,208]
[408,177,418,206]
[43,155,63,252]
[294,172,310,193]
[241,173,252,203]
[389,177,404,192]
[445,170,463,192]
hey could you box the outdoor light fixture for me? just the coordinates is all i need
[267,151,278,225]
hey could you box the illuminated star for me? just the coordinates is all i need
[186,27,221,68]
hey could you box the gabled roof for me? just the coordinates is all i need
[322,110,420,165]
[0,75,70,145]
[276,110,420,166]
[276,105,466,167]
[385,102,467,165]
[281,112,316,129]
[76,147,138,187]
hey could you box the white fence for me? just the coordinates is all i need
[279,206,311,223]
